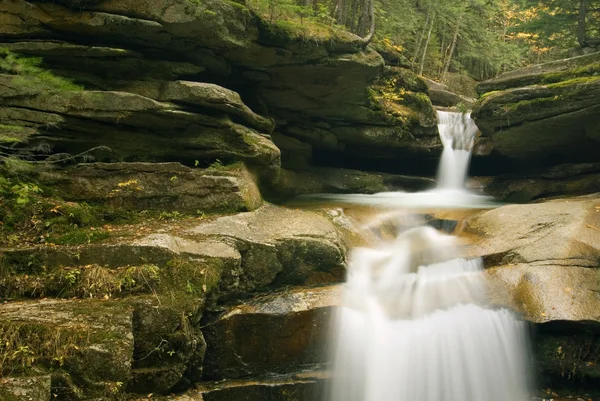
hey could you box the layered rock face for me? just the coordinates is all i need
[472,52,600,167]
[0,0,439,187]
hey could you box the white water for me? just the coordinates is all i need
[436,111,479,190]
[305,111,498,209]
[326,111,532,401]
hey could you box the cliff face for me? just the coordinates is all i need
[0,0,439,185]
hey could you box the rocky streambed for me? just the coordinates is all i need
[1,0,600,400]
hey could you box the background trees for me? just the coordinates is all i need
[249,0,600,82]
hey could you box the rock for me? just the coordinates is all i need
[0,0,441,174]
[186,204,348,287]
[423,78,475,107]
[268,167,434,200]
[37,162,263,214]
[2,41,205,87]
[0,376,51,401]
[472,76,600,164]
[197,371,325,401]
[0,77,281,173]
[476,52,600,94]
[0,299,134,398]
[124,81,274,133]
[203,286,340,379]
[428,88,474,107]
[464,195,600,271]
[462,195,600,387]
[482,163,600,202]
[270,133,313,169]
[1,204,349,298]
[127,297,207,393]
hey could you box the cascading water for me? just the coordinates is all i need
[436,110,479,190]
[325,110,532,401]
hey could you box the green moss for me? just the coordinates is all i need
[479,90,501,101]
[46,228,110,246]
[0,48,83,92]
[546,75,600,89]
[540,63,600,84]
[501,96,558,113]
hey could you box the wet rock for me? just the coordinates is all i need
[463,195,600,388]
[0,376,51,401]
[463,195,600,270]
[203,286,340,379]
[37,162,263,214]
[198,371,325,401]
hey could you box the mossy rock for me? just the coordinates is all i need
[0,299,133,399]
[473,76,600,162]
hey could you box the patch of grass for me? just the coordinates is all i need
[46,228,110,246]
[0,48,83,92]
[0,321,88,376]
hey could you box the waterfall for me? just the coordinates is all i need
[436,110,479,190]
[325,111,531,401]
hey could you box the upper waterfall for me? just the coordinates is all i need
[436,110,479,190]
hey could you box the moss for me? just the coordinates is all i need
[46,228,110,246]
[479,90,501,101]
[501,96,558,112]
[540,62,600,84]
[545,75,600,89]
[0,49,83,92]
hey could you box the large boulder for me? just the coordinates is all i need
[37,162,263,214]
[202,286,340,379]
[461,195,600,388]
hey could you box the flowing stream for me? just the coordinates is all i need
[326,111,532,401]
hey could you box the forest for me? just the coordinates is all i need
[254,0,600,81]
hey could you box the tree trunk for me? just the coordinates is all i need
[357,0,376,47]
[334,0,345,24]
[412,11,431,71]
[419,11,435,75]
[348,0,358,31]
[578,0,588,47]
[441,2,466,81]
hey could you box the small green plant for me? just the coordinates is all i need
[456,102,469,114]
[158,211,182,221]
[208,159,224,169]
